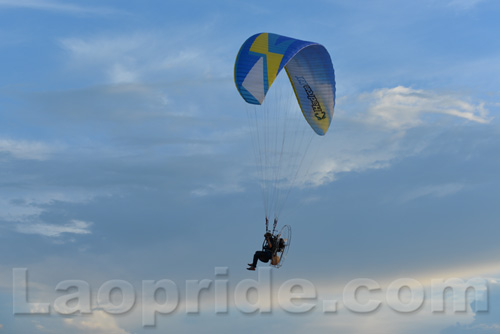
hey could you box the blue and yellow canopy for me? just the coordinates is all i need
[234,33,336,135]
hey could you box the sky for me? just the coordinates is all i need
[0,0,499,333]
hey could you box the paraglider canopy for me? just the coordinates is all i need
[234,32,336,135]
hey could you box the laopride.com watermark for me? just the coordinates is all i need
[12,267,489,326]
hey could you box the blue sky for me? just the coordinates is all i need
[0,0,499,333]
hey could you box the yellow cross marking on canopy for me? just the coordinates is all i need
[250,33,284,88]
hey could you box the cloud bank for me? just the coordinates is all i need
[16,219,92,237]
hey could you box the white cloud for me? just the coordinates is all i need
[33,322,52,333]
[0,138,53,160]
[302,141,398,187]
[159,50,201,70]
[16,219,92,237]
[447,0,487,10]
[59,30,226,85]
[64,310,130,334]
[293,86,491,187]
[0,189,105,223]
[362,86,491,130]
[441,281,500,333]
[191,182,244,197]
[0,0,121,15]
[60,35,149,84]
[61,35,147,65]
[289,120,411,187]
[60,33,201,85]
[402,183,465,202]
[107,64,137,84]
